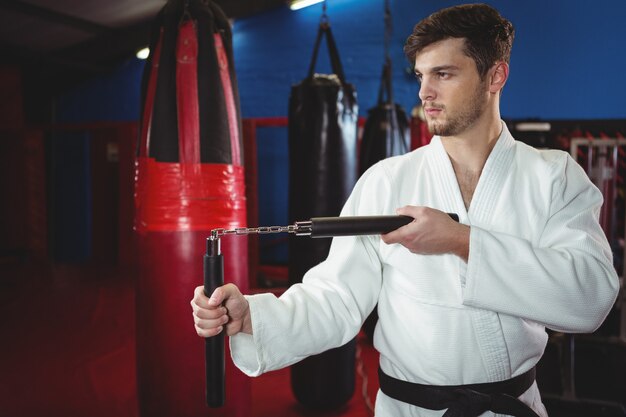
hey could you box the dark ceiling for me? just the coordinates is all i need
[0,0,286,119]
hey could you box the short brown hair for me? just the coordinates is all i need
[404,3,515,79]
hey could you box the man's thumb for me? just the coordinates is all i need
[208,287,224,307]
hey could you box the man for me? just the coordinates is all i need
[191,4,619,416]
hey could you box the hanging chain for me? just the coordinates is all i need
[320,0,329,25]
[384,0,392,61]
[182,0,192,21]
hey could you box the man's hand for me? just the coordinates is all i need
[191,283,253,337]
[381,206,470,261]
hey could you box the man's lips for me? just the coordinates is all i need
[424,107,443,117]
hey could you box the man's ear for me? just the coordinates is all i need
[489,62,509,93]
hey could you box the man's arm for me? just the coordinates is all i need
[462,156,619,332]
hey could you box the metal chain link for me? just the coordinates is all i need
[211,225,298,239]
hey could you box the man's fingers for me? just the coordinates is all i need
[194,313,229,329]
[395,206,412,216]
[382,213,413,244]
[208,284,231,306]
[209,283,242,307]
[381,229,397,244]
[381,206,419,244]
[381,227,407,244]
[193,305,227,319]
[396,205,429,219]
[193,285,210,305]
[191,284,232,308]
[193,306,230,338]
[195,324,224,338]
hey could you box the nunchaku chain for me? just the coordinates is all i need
[211,225,298,239]
[210,219,322,239]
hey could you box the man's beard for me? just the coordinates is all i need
[427,82,487,136]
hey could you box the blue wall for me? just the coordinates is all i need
[234,0,626,120]
[49,132,93,262]
[55,58,145,123]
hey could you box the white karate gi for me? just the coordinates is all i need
[230,122,620,417]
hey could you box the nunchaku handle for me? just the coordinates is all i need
[203,246,225,408]
[303,213,459,238]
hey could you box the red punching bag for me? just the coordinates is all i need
[410,104,432,150]
[134,1,250,416]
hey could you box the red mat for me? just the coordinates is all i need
[0,262,379,417]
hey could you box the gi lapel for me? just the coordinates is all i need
[426,136,469,224]
[467,122,516,224]
[428,122,518,383]
[467,122,517,383]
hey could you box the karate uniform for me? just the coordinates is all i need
[230,122,620,416]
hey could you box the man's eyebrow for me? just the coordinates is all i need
[414,65,460,74]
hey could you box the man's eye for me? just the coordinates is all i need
[415,73,423,82]
[437,72,450,79]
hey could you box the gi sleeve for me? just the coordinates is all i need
[230,163,390,376]
[462,153,620,333]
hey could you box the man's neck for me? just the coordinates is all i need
[440,113,502,174]
[440,113,503,210]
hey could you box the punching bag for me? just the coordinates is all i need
[134,1,250,417]
[410,104,433,150]
[288,18,358,411]
[359,57,410,175]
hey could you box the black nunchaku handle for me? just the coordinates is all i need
[308,213,459,238]
[203,250,225,408]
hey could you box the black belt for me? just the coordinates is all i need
[378,366,540,417]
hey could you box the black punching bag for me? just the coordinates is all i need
[360,0,409,175]
[287,18,358,410]
[359,57,410,175]
[134,1,250,416]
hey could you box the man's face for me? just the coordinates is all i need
[414,38,488,137]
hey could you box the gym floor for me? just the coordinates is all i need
[0,260,378,417]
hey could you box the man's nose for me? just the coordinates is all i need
[418,78,435,102]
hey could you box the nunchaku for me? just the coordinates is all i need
[203,213,459,407]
